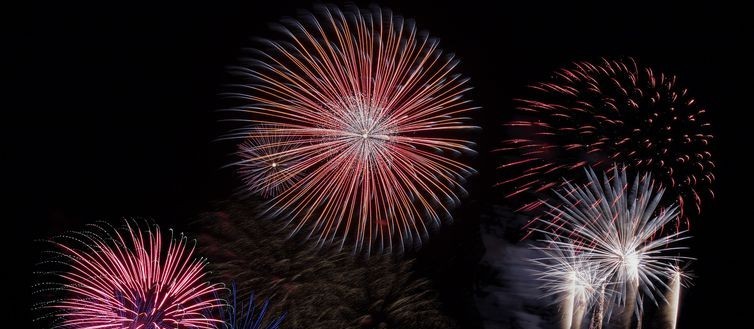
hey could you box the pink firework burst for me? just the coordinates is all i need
[226,5,478,253]
[497,58,714,227]
[41,221,224,329]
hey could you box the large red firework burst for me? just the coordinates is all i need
[228,5,478,253]
[39,222,224,329]
[497,58,714,226]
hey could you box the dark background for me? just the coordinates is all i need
[8,1,751,328]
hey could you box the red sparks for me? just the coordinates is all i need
[498,58,714,226]
[230,5,477,253]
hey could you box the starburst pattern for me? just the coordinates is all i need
[226,4,478,253]
[498,58,713,224]
[34,221,224,329]
[534,167,691,327]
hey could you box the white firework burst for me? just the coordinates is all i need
[534,166,691,328]
[533,239,606,329]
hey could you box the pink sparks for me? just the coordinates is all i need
[48,222,224,329]
[229,5,477,253]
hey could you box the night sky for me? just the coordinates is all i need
[9,1,752,328]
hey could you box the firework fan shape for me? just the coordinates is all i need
[498,58,714,225]
[195,201,455,329]
[536,167,691,327]
[226,4,478,253]
[34,221,224,329]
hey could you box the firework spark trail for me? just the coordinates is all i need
[498,58,714,227]
[572,292,588,329]
[664,269,683,329]
[535,166,691,328]
[589,285,606,329]
[622,279,639,329]
[562,293,575,329]
[227,5,478,253]
[37,221,224,329]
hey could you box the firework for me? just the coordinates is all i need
[235,125,304,198]
[226,4,478,253]
[533,240,604,329]
[34,221,224,329]
[498,58,714,224]
[536,167,691,328]
[663,268,690,329]
[195,201,455,329]
[221,283,285,329]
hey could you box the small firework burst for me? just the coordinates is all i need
[226,4,478,253]
[33,221,224,329]
[195,201,455,329]
[534,167,691,328]
[498,58,714,224]
[235,125,303,198]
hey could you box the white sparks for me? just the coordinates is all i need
[533,166,692,328]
